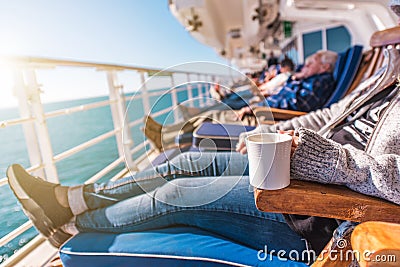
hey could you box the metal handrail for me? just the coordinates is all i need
[130,140,150,155]
[0,55,225,76]
[0,100,114,129]
[45,99,115,118]
[151,106,174,118]
[0,55,227,266]
[0,235,49,267]
[0,221,33,248]
[0,117,35,129]
[147,90,171,97]
[175,86,191,93]
[110,167,130,182]
[53,129,120,162]
[84,156,125,184]
[127,117,143,129]
[0,178,8,187]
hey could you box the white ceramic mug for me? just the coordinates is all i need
[245,133,292,190]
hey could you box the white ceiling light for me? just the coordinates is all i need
[294,0,356,10]
[371,14,386,31]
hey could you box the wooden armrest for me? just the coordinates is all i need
[370,26,400,47]
[351,221,400,267]
[254,180,400,223]
[253,107,307,121]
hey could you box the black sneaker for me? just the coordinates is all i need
[7,164,73,247]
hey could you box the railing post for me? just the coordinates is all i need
[197,74,204,107]
[12,69,46,178]
[170,74,179,122]
[207,75,213,105]
[140,72,151,115]
[20,68,58,182]
[106,70,136,171]
[186,73,193,107]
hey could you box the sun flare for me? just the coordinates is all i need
[0,64,18,108]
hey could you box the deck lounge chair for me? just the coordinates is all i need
[254,44,364,122]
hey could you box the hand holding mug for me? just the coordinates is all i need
[277,130,299,156]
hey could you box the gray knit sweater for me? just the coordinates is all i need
[240,58,400,205]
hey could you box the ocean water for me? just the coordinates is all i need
[0,85,203,262]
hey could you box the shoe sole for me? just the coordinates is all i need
[143,116,162,131]
[7,164,72,247]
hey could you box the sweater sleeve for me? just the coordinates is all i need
[291,128,400,205]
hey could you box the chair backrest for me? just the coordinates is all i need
[367,26,400,77]
[332,50,348,81]
[336,28,400,96]
[323,45,364,108]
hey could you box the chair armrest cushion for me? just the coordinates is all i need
[370,26,400,47]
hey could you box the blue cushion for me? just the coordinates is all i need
[60,227,308,267]
[324,45,363,108]
[193,122,256,150]
[332,50,348,82]
[175,132,194,146]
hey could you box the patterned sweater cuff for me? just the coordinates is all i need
[290,128,341,183]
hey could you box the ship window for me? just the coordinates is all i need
[327,26,351,53]
[303,30,322,59]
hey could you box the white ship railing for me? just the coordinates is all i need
[0,56,234,266]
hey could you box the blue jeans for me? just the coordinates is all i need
[75,152,306,254]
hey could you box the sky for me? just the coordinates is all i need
[0,0,232,107]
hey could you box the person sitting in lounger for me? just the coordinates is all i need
[210,58,295,108]
[235,50,337,120]
[253,57,295,98]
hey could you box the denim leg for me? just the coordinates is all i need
[83,152,249,210]
[76,176,306,254]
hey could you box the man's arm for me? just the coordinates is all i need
[236,99,345,153]
[259,73,290,95]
